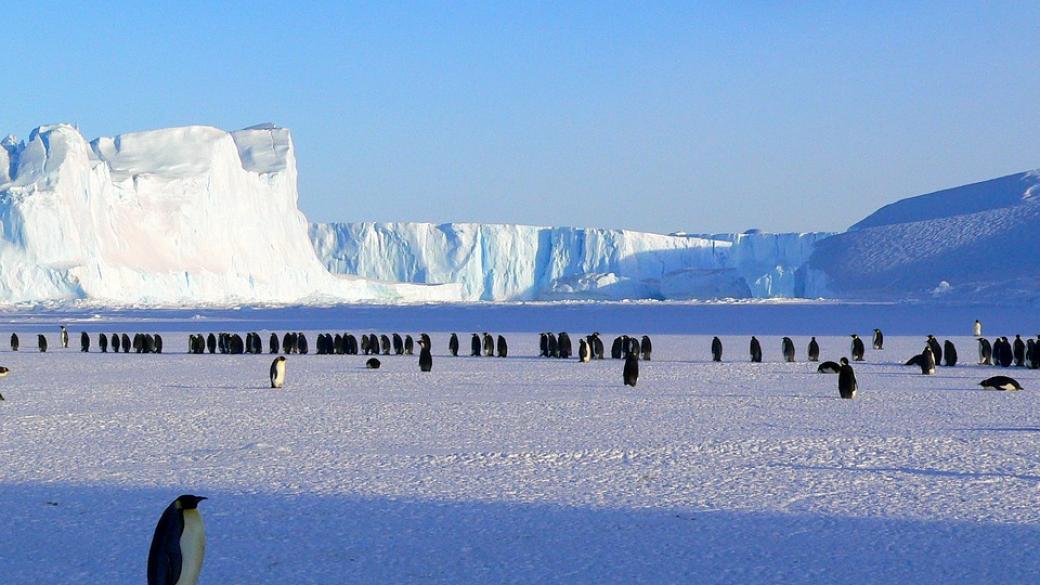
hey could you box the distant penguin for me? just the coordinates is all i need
[80,331,89,352]
[207,333,217,354]
[298,333,309,355]
[838,358,857,399]
[392,333,404,355]
[611,337,623,360]
[641,336,652,361]
[593,335,605,360]
[470,334,481,357]
[282,332,293,354]
[60,325,68,349]
[147,494,207,585]
[979,375,1023,391]
[99,333,108,353]
[111,333,121,353]
[623,353,639,387]
[872,329,883,350]
[578,338,591,362]
[807,337,820,362]
[269,333,279,354]
[1028,339,1040,369]
[419,343,433,372]
[496,335,508,358]
[250,333,262,355]
[483,333,494,357]
[10,333,18,352]
[155,334,164,354]
[920,347,936,375]
[998,337,1014,367]
[121,333,131,353]
[37,334,47,353]
[539,333,549,357]
[749,336,762,363]
[926,336,942,366]
[270,356,286,388]
[133,334,144,354]
[943,340,958,367]
[1013,335,1026,367]
[404,335,414,355]
[711,336,723,362]
[973,320,982,337]
[850,335,865,361]
[144,334,155,354]
[781,337,795,362]
[366,357,381,369]
[978,338,994,365]
[449,333,459,357]
[817,360,841,374]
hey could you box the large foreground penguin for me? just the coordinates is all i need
[270,356,286,389]
[837,358,857,399]
[148,494,207,585]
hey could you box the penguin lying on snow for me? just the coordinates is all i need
[817,361,841,374]
[366,358,381,369]
[979,376,1023,391]
[148,494,207,585]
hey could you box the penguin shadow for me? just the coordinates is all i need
[774,462,1040,483]
[953,427,1040,433]
[162,384,262,391]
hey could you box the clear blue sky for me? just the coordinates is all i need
[4,2,1038,233]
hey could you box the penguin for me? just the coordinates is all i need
[282,332,294,354]
[711,336,723,362]
[404,335,414,355]
[496,335,508,358]
[251,333,262,355]
[483,333,494,357]
[270,356,287,389]
[366,357,381,369]
[943,340,958,367]
[837,358,857,399]
[297,333,309,355]
[920,347,936,375]
[817,361,841,374]
[578,338,591,362]
[80,331,89,352]
[419,342,433,372]
[1028,339,1040,369]
[749,336,762,363]
[904,354,924,367]
[850,335,865,361]
[641,336,652,361]
[872,328,884,350]
[147,494,207,585]
[112,333,122,353]
[144,334,155,354]
[1013,335,1026,367]
[978,338,993,365]
[229,334,244,355]
[99,333,108,353]
[392,333,404,355]
[121,333,131,353]
[623,352,639,387]
[998,337,1014,367]
[449,333,459,357]
[593,335,605,360]
[781,337,795,362]
[60,325,68,349]
[611,337,623,360]
[926,336,942,366]
[558,332,572,359]
[133,333,144,354]
[155,334,164,354]
[207,333,217,354]
[471,334,482,357]
[420,333,432,352]
[973,320,982,337]
[979,375,1023,391]
[37,334,47,353]
[539,333,548,357]
[627,337,641,359]
[269,332,280,354]
[10,333,18,352]
[807,337,820,362]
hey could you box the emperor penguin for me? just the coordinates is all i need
[998,337,1014,367]
[496,335,508,358]
[973,320,982,337]
[470,334,481,357]
[978,338,993,365]
[711,336,723,362]
[837,358,857,399]
[147,494,207,585]
[483,333,494,357]
[641,336,652,361]
[366,357,381,369]
[611,337,624,360]
[979,375,1023,391]
[558,332,572,359]
[850,335,865,361]
[80,331,90,352]
[749,336,762,363]
[1013,335,1026,367]
[817,360,841,374]
[920,346,936,375]
[99,333,108,353]
[546,333,558,358]
[872,329,884,350]
[926,336,942,366]
[419,340,433,372]
[269,332,279,354]
[379,334,391,355]
[10,333,18,351]
[297,333,309,355]
[539,333,548,357]
[781,337,796,362]
[392,333,404,355]
[111,333,121,353]
[37,334,47,353]
[578,338,591,362]
[122,333,131,353]
[404,335,414,355]
[943,340,958,367]
[207,333,217,354]
[623,352,639,387]
[807,337,820,362]
[60,325,68,349]
[155,334,164,354]
[449,333,459,357]
[270,356,286,388]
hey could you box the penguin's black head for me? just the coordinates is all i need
[840,357,849,365]
[175,494,207,509]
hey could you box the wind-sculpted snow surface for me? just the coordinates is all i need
[0,124,460,305]
[810,170,1040,301]
[310,222,830,301]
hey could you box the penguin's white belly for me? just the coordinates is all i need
[177,510,206,585]
[272,362,286,387]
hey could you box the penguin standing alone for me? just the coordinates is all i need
[10,333,18,352]
[781,337,796,362]
[837,358,857,399]
[60,325,69,349]
[270,356,286,389]
[872,329,884,350]
[711,336,723,362]
[850,335,865,361]
[749,337,762,363]
[419,340,433,372]
[807,337,820,362]
[80,331,90,352]
[449,333,459,357]
[37,335,47,353]
[973,320,982,337]
[623,353,639,387]
[147,494,207,585]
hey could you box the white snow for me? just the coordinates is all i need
[310,222,830,301]
[1,303,1039,584]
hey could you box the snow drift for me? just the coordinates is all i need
[310,222,830,301]
[0,124,461,305]
[808,170,1040,301]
